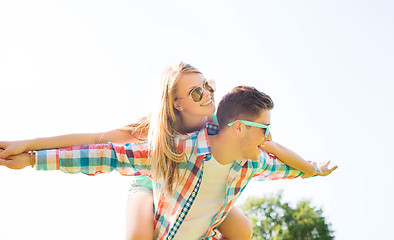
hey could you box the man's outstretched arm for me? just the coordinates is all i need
[261,140,317,178]
[0,142,151,176]
[253,150,337,180]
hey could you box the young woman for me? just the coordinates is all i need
[0,62,317,240]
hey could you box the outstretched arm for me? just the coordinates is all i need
[0,129,144,160]
[261,141,316,178]
[254,150,338,181]
[0,142,151,175]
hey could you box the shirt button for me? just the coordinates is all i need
[168,237,172,240]
[181,213,185,217]
[192,191,196,196]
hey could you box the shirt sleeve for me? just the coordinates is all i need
[253,150,320,180]
[35,142,151,176]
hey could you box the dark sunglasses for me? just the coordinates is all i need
[177,79,216,102]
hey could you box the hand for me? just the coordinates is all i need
[0,140,30,159]
[309,160,338,176]
[0,149,31,169]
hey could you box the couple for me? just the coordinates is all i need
[0,62,337,240]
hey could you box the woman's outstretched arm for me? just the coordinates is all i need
[0,129,144,160]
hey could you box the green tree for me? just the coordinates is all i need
[240,191,334,240]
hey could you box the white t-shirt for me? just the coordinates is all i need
[174,156,233,240]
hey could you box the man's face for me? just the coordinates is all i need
[240,110,271,161]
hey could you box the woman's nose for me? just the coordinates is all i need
[202,87,211,99]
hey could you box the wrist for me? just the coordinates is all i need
[302,172,313,178]
[306,162,317,176]
[315,166,321,176]
[29,150,36,168]
[25,139,37,152]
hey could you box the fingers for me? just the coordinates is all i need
[0,157,28,170]
[0,142,9,158]
[0,149,10,159]
[0,158,11,168]
[311,161,318,169]
[0,141,7,149]
[0,149,6,163]
[320,160,329,166]
[0,149,4,159]
[320,160,333,167]
[313,160,337,176]
[323,161,338,171]
[330,165,338,172]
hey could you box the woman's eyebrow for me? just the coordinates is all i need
[187,79,207,92]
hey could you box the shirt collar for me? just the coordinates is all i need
[196,122,219,157]
[174,122,219,157]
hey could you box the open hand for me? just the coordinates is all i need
[311,160,338,176]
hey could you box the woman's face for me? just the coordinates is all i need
[174,72,215,118]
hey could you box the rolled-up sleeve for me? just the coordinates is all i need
[253,150,321,180]
[36,142,151,176]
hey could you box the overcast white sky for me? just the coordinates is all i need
[1,1,393,239]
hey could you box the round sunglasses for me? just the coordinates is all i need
[177,79,216,102]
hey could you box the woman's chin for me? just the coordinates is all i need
[205,106,216,115]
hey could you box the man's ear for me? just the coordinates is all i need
[174,101,183,111]
[231,120,244,136]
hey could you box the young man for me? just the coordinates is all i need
[0,86,337,239]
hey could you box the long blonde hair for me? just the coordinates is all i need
[119,115,150,142]
[149,61,202,195]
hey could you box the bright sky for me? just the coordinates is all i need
[0,1,393,239]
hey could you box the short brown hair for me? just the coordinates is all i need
[217,86,274,129]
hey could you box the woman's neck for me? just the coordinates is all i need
[176,115,209,134]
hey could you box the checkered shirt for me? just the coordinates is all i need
[36,123,310,240]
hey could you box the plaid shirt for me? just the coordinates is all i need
[36,123,311,240]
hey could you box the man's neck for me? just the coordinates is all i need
[208,130,241,165]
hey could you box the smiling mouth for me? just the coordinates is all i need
[201,99,212,106]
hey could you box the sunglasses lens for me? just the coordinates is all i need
[204,80,216,93]
[190,87,203,102]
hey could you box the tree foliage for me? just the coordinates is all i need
[240,191,334,240]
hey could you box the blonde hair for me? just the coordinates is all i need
[149,61,202,195]
[118,115,151,141]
